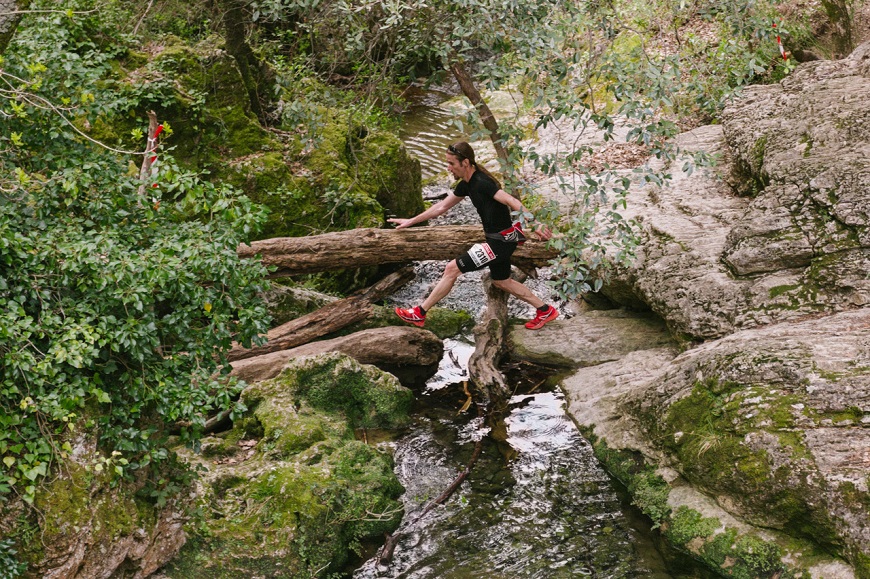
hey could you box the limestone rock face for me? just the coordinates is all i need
[534,43,870,579]
[507,309,676,368]
[596,41,870,340]
[629,310,870,563]
[561,309,870,576]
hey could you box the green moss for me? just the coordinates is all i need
[335,304,474,340]
[588,436,671,526]
[288,354,414,429]
[32,464,92,542]
[852,549,870,579]
[768,284,800,299]
[665,506,720,547]
[168,359,407,578]
[646,376,847,554]
[256,405,349,458]
[701,528,739,567]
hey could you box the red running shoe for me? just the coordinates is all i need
[525,305,558,330]
[395,305,426,327]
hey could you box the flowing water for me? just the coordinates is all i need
[397,84,467,179]
[354,340,678,578]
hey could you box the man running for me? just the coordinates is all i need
[389,141,558,330]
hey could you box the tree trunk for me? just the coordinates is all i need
[237,226,556,278]
[213,0,274,124]
[229,326,443,384]
[467,273,515,408]
[449,58,511,183]
[821,0,854,57]
[227,267,415,361]
[0,0,29,55]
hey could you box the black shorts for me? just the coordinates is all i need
[455,239,516,280]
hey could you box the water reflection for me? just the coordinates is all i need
[399,85,466,179]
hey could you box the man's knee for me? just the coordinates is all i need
[491,277,511,290]
[443,260,461,280]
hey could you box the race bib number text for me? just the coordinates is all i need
[468,243,496,267]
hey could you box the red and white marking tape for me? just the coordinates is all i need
[772,22,789,60]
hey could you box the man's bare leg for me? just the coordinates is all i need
[491,277,545,309]
[421,260,462,311]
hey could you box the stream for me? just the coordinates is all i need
[352,91,705,578]
[354,339,681,578]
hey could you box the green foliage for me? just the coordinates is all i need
[0,538,27,579]
[0,3,271,505]
[241,0,813,298]
[665,506,719,546]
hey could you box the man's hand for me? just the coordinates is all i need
[532,224,553,241]
[387,217,412,229]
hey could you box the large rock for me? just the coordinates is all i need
[163,353,411,578]
[562,309,870,577]
[508,309,676,368]
[0,432,188,579]
[591,42,870,340]
[522,42,870,579]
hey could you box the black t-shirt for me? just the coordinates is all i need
[454,170,512,234]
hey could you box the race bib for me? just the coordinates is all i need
[468,243,496,267]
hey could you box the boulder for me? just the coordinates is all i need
[590,42,870,340]
[1,432,188,579]
[507,309,676,368]
[562,308,870,577]
[163,353,412,578]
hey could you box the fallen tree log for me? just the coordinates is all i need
[228,267,415,362]
[237,225,557,277]
[230,327,443,384]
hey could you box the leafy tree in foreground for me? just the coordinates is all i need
[0,2,271,504]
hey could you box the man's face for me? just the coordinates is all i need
[446,153,467,179]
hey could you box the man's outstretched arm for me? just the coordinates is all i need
[387,193,464,229]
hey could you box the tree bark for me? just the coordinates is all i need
[449,58,511,181]
[0,0,29,55]
[467,273,516,408]
[227,267,415,362]
[213,0,274,124]
[230,326,443,384]
[237,226,556,278]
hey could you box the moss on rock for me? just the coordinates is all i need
[167,354,409,578]
[649,377,841,547]
[587,435,671,526]
[332,303,474,340]
[246,352,413,430]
